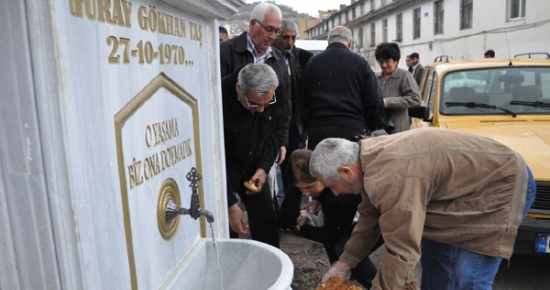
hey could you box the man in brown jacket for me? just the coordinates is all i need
[311,128,536,289]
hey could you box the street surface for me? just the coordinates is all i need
[280,229,550,289]
[494,254,550,290]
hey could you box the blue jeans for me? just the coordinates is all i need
[421,166,536,290]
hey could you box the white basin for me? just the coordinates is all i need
[159,238,294,290]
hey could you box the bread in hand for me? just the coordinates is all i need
[243,180,258,191]
[316,278,362,290]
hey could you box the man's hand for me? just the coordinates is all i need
[321,260,352,283]
[245,168,267,195]
[228,204,249,234]
[276,146,287,165]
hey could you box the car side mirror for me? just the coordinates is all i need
[408,106,430,121]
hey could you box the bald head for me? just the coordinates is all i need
[328,26,352,48]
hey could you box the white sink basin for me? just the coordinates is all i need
[158,238,294,290]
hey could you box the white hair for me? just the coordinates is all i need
[250,2,282,22]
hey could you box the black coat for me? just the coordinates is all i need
[220,32,291,206]
[299,42,384,132]
[286,49,309,144]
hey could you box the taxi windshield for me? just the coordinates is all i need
[440,66,550,115]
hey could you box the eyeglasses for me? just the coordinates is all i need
[242,92,277,108]
[255,19,282,36]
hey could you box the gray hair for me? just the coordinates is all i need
[328,26,352,45]
[281,20,298,31]
[310,138,360,181]
[237,63,279,98]
[250,2,282,22]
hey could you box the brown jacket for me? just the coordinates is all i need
[376,68,421,134]
[340,128,528,289]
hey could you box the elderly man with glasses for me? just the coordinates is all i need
[220,2,291,247]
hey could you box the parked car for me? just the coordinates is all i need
[413,53,550,256]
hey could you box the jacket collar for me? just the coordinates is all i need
[234,32,282,62]
[326,42,349,50]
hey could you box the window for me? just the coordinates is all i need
[370,0,375,11]
[358,27,364,48]
[396,13,403,41]
[381,0,387,5]
[434,1,444,34]
[382,19,388,43]
[370,23,376,47]
[460,0,473,29]
[509,0,526,19]
[352,8,356,19]
[413,8,421,39]
[360,3,365,15]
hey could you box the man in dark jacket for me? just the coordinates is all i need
[219,2,290,248]
[409,52,425,86]
[273,20,311,233]
[300,26,384,149]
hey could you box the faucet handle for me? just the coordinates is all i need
[186,167,201,190]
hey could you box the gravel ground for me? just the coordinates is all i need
[279,229,423,290]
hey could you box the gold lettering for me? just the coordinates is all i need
[165,15,173,36]
[185,139,192,157]
[148,6,158,32]
[145,118,179,147]
[145,126,153,147]
[135,159,143,187]
[111,0,124,27]
[180,19,186,38]
[98,0,115,24]
[128,164,135,189]
[174,119,179,137]
[121,0,132,28]
[144,153,160,180]
[189,22,203,47]
[85,0,98,20]
[158,12,166,34]
[127,158,143,190]
[137,6,148,30]
[69,0,84,18]
[161,121,167,143]
[161,150,168,171]
[174,18,181,37]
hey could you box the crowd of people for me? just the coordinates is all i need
[218,2,534,289]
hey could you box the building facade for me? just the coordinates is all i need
[306,0,550,70]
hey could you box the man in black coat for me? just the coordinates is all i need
[219,2,290,248]
[300,26,384,149]
[272,20,312,233]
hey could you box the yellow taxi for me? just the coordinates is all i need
[414,54,550,256]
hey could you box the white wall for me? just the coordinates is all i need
[353,0,550,70]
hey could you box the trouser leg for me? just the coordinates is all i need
[453,249,501,290]
[421,238,457,290]
[239,184,279,248]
